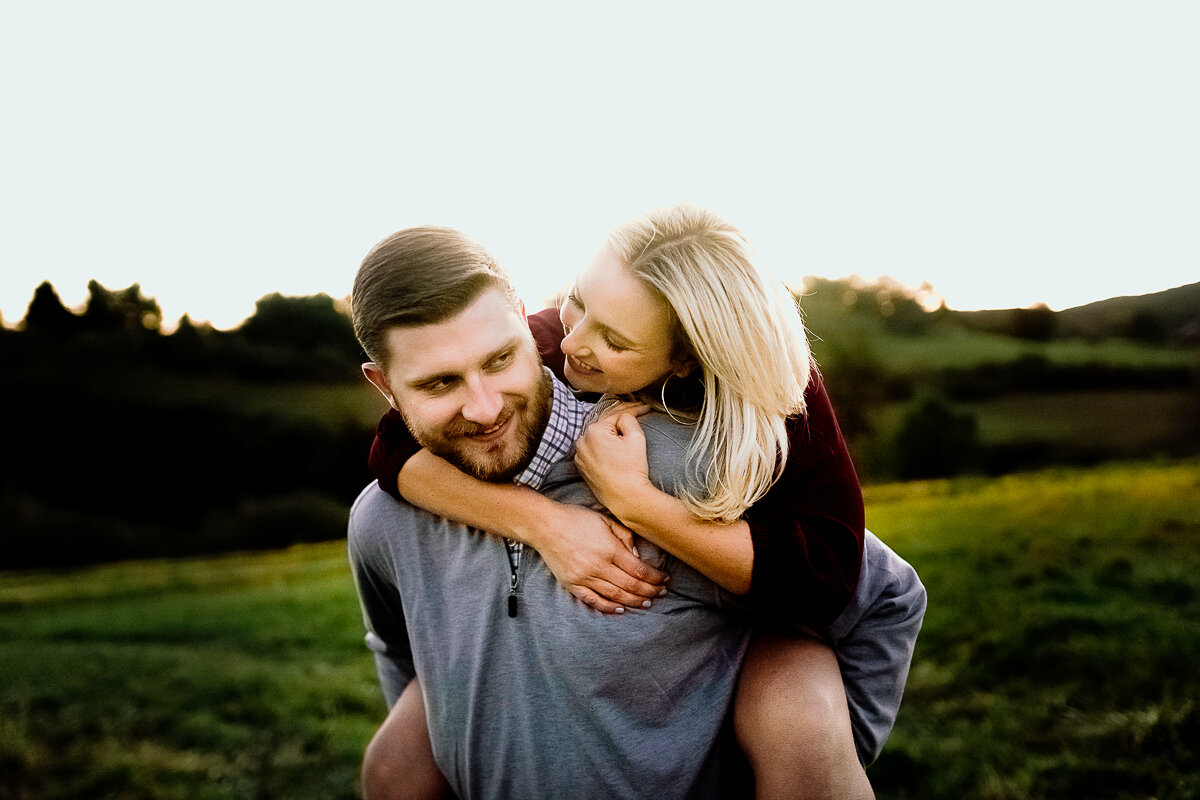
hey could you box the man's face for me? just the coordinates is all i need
[364,288,552,482]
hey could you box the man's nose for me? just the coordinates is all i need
[460,375,503,426]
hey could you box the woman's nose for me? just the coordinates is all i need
[561,325,589,356]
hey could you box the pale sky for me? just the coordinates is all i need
[2,2,1197,330]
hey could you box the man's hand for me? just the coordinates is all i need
[535,504,669,615]
[575,402,654,518]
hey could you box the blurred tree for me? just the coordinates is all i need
[889,396,980,480]
[238,293,360,358]
[816,332,890,440]
[877,288,931,334]
[23,281,80,337]
[1125,310,1166,343]
[82,280,162,336]
[173,313,201,341]
[1010,304,1057,341]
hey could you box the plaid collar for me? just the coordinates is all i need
[513,370,594,491]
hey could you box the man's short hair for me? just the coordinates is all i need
[351,226,521,367]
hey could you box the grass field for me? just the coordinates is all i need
[0,548,382,800]
[864,389,1198,462]
[864,328,1199,372]
[2,460,1198,799]
[865,460,1200,798]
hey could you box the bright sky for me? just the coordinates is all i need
[2,2,1197,330]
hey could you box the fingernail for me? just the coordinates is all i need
[615,607,625,614]
[658,589,668,597]
[632,548,639,558]
[642,600,652,608]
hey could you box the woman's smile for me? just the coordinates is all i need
[566,354,601,376]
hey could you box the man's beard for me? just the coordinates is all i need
[414,368,553,483]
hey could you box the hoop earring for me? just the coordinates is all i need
[660,373,687,425]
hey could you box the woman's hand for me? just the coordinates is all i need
[575,402,654,517]
[533,503,669,615]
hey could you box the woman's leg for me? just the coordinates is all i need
[361,678,453,800]
[734,631,874,800]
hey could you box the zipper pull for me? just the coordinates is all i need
[507,590,518,618]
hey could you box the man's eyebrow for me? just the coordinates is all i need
[406,371,457,390]
[404,336,522,389]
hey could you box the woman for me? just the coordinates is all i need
[363,205,924,800]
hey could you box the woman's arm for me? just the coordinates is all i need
[574,374,865,626]
[369,419,671,614]
[395,451,669,614]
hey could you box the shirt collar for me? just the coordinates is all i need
[513,370,594,490]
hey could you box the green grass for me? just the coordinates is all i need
[822,326,1200,372]
[866,389,1197,459]
[967,390,1197,456]
[866,460,1200,798]
[2,461,1199,798]
[0,544,383,800]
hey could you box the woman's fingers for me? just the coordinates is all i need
[594,399,650,419]
[607,518,640,558]
[575,578,666,613]
[573,587,625,615]
[610,550,669,595]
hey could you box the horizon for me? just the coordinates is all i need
[5,271,1196,335]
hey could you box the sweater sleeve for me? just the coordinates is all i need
[347,495,415,708]
[742,370,866,629]
[366,307,569,500]
[527,306,568,382]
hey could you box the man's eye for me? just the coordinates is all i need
[488,352,514,370]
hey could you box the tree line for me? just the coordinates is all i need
[2,278,1195,569]
[2,281,375,569]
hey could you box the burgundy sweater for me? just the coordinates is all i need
[367,308,865,628]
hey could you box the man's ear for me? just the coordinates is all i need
[362,363,398,409]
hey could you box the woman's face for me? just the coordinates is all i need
[559,246,686,396]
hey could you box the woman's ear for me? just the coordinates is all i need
[671,355,698,379]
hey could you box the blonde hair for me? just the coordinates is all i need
[607,204,813,521]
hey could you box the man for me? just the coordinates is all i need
[347,226,752,799]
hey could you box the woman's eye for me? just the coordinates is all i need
[602,335,629,352]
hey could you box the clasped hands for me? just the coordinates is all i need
[541,401,664,615]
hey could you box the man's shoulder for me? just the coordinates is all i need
[348,482,414,551]
[350,480,393,517]
[636,411,700,496]
[637,411,695,450]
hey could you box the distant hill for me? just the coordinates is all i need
[1055,281,1200,341]
[950,282,1200,343]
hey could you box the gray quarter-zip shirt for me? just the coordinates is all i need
[348,388,752,799]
